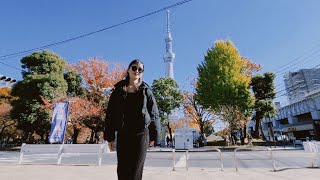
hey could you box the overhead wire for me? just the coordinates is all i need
[272,46,320,94]
[0,0,193,62]
[272,43,320,73]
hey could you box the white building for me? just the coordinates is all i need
[262,87,320,141]
[284,68,320,104]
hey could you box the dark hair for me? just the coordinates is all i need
[124,59,144,86]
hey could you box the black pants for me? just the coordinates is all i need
[116,128,149,180]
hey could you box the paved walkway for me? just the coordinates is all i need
[0,164,319,180]
[0,145,316,179]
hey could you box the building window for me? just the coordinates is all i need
[297,113,312,122]
[279,118,289,125]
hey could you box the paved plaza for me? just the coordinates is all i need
[0,164,319,180]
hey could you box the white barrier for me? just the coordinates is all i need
[234,146,276,172]
[58,144,106,166]
[172,148,223,171]
[303,141,320,167]
[18,143,107,166]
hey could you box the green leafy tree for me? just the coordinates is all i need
[64,70,85,97]
[10,51,68,142]
[203,123,214,137]
[251,72,277,139]
[152,78,183,143]
[197,40,256,113]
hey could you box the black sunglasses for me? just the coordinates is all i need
[131,65,144,73]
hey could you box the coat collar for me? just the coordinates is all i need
[114,80,150,92]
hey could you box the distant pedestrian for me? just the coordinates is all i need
[104,59,160,180]
[224,135,230,147]
[67,137,73,144]
[248,135,253,146]
[166,136,170,147]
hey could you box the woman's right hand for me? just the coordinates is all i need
[108,141,115,152]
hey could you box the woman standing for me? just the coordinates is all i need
[104,59,160,180]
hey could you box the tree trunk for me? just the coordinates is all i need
[45,132,49,143]
[73,126,79,144]
[21,131,29,143]
[167,123,173,142]
[268,122,275,141]
[254,110,263,138]
[199,121,204,136]
[27,132,33,143]
[90,129,95,143]
[0,126,6,140]
[260,122,266,140]
[242,125,247,145]
[240,127,245,145]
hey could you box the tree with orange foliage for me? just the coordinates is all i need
[183,78,217,138]
[64,58,125,143]
[0,87,15,105]
[67,58,126,103]
[170,117,198,132]
[41,95,105,143]
[41,58,125,143]
[0,87,20,142]
[69,97,103,143]
[0,103,16,140]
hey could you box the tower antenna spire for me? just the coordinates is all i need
[167,10,170,34]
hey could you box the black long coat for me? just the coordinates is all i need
[104,80,160,142]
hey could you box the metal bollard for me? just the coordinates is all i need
[172,149,176,171]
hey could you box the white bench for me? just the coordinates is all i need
[18,144,63,164]
[18,143,108,166]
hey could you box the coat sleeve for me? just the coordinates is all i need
[146,88,160,142]
[104,89,116,142]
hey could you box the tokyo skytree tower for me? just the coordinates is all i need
[163,10,175,79]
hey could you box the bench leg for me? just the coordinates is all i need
[57,144,64,165]
[98,144,103,166]
[18,143,26,164]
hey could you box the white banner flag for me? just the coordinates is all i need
[49,102,69,143]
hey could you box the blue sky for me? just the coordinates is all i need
[1,0,320,106]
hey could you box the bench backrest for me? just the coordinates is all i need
[21,144,62,154]
[19,143,108,165]
[61,144,104,153]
